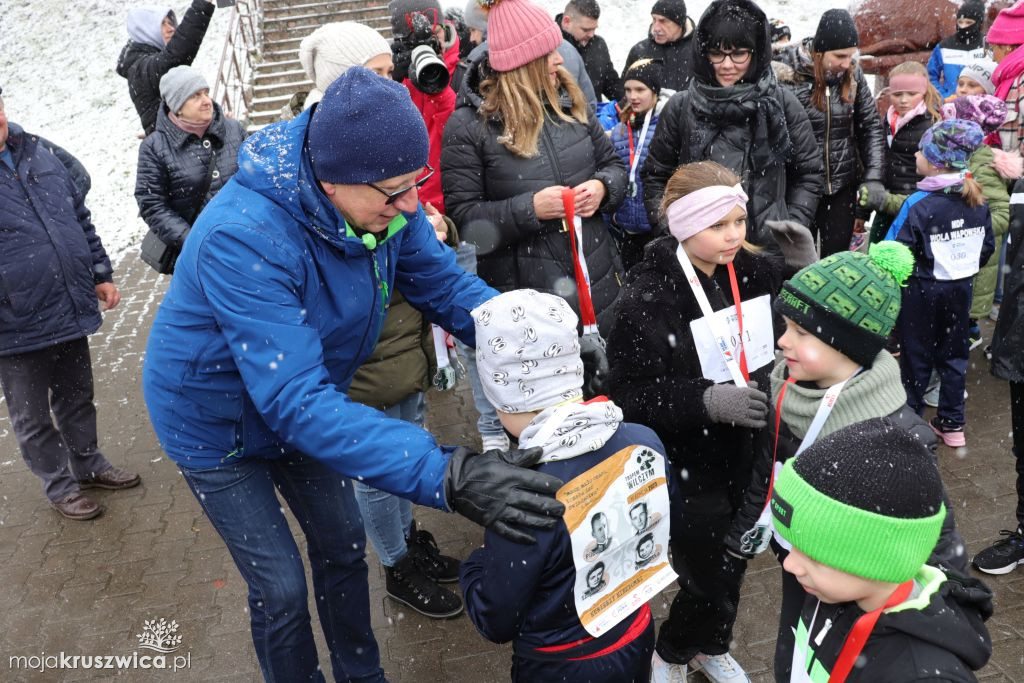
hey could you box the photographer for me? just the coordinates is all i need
[389,0,460,213]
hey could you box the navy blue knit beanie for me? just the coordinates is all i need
[308,67,429,184]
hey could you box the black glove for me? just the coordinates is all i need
[766,220,817,270]
[445,446,565,544]
[702,380,769,428]
[858,180,887,212]
[391,39,412,83]
[579,332,609,399]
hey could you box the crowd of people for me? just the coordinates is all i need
[6,0,1024,680]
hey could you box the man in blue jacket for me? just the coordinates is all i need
[0,88,140,521]
[141,68,565,682]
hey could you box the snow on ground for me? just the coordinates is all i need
[1,0,845,265]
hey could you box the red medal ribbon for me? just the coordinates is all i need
[726,261,749,382]
[562,188,598,328]
[829,580,914,682]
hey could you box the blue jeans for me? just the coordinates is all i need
[353,394,422,567]
[180,453,385,682]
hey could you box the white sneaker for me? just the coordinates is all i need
[923,385,968,408]
[650,651,688,683]
[690,652,750,683]
[480,433,511,452]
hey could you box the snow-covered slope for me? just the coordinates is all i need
[0,0,844,263]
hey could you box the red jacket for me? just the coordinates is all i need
[403,36,459,214]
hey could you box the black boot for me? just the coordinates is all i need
[385,552,464,619]
[406,521,461,583]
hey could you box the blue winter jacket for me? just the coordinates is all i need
[886,189,994,281]
[927,39,986,99]
[0,123,113,357]
[606,109,660,235]
[141,110,497,507]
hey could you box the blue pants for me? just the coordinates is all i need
[353,393,423,567]
[511,619,655,683]
[898,277,972,427]
[180,453,384,682]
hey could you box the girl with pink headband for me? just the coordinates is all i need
[606,161,791,681]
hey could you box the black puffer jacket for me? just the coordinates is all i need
[641,0,822,245]
[135,103,245,254]
[773,39,885,196]
[992,178,1024,383]
[623,18,697,92]
[441,54,627,335]
[557,16,623,103]
[115,0,214,135]
[884,112,933,193]
[607,237,779,542]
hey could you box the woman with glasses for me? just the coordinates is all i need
[441,0,627,336]
[641,0,822,254]
[773,9,885,257]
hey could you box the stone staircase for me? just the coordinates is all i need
[248,0,393,131]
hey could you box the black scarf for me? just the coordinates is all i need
[687,69,791,169]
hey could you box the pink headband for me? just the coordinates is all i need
[888,73,929,94]
[666,184,749,243]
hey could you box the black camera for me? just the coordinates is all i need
[392,11,451,95]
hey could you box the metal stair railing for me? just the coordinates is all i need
[211,0,264,123]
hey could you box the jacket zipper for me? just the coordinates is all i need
[340,247,383,382]
[824,84,833,195]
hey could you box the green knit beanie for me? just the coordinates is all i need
[771,418,945,583]
[773,242,914,367]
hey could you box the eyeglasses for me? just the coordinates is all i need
[365,165,434,206]
[707,48,753,65]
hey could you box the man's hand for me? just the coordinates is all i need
[445,446,565,544]
[424,202,447,242]
[95,282,121,311]
[573,180,606,218]
[534,186,569,220]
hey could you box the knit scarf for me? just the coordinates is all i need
[917,172,965,192]
[769,351,907,440]
[519,399,623,463]
[169,110,211,139]
[687,69,792,169]
[994,43,1024,102]
[886,100,927,138]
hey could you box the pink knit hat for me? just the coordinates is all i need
[988,0,1024,45]
[486,0,562,72]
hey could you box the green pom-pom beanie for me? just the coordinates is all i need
[771,418,945,583]
[773,245,915,367]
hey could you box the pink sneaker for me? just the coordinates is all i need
[930,417,966,448]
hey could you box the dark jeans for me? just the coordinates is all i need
[655,495,747,664]
[0,337,111,501]
[809,183,858,258]
[898,278,972,426]
[1012,382,1024,527]
[180,453,385,682]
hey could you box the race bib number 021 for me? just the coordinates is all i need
[558,445,677,637]
[689,294,774,383]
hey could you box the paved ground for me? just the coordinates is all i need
[1,254,1024,681]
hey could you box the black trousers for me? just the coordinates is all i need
[1012,382,1024,527]
[0,338,111,501]
[655,492,748,663]
[808,183,858,259]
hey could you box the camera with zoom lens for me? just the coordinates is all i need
[392,11,451,95]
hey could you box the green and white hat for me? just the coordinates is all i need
[771,418,945,583]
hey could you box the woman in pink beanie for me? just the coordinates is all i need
[441,0,627,336]
[988,0,1024,153]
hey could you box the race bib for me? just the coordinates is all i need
[689,294,774,383]
[558,445,677,637]
[930,226,985,280]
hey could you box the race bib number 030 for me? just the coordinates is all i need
[931,226,985,281]
[558,445,677,637]
[689,294,774,383]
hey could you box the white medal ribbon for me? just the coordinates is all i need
[627,109,653,190]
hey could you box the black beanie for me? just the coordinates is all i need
[958,0,986,24]
[623,58,663,94]
[651,0,687,29]
[388,0,443,38]
[812,9,859,53]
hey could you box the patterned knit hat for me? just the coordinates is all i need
[772,418,946,582]
[920,118,985,170]
[942,94,1007,134]
[484,0,562,72]
[773,242,915,368]
[472,290,584,413]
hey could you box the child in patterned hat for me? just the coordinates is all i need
[739,241,970,680]
[886,118,994,447]
[772,418,992,681]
